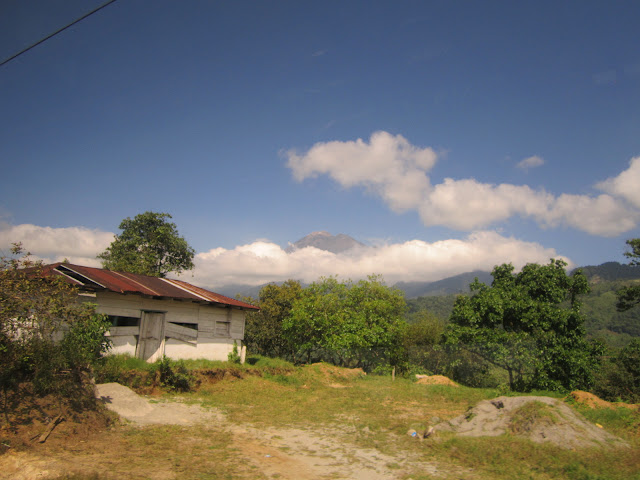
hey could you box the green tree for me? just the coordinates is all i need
[98,211,195,277]
[616,238,640,312]
[282,275,406,370]
[593,339,640,403]
[394,310,448,375]
[1,245,111,422]
[243,280,303,358]
[445,260,603,391]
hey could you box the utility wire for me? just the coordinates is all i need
[0,0,119,68]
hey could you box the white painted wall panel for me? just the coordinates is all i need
[89,291,248,361]
[110,335,137,356]
[164,337,235,361]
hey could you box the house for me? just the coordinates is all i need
[40,263,259,363]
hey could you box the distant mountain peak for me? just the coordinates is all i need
[286,231,365,254]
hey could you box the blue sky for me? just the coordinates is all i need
[1,1,639,289]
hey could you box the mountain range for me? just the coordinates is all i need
[285,231,365,254]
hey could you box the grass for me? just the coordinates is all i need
[429,435,640,480]
[508,401,558,434]
[81,355,640,479]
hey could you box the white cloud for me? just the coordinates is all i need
[0,222,571,291]
[517,155,545,171]
[286,131,436,211]
[0,222,112,266]
[596,156,640,209]
[285,132,640,236]
[191,231,568,288]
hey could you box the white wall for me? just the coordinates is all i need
[84,291,246,361]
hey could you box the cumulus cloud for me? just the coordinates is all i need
[285,132,640,236]
[286,131,436,212]
[0,221,570,290]
[517,155,544,171]
[0,222,112,266]
[596,156,640,209]
[191,231,568,288]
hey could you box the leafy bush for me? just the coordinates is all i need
[0,246,112,418]
[227,341,241,364]
[153,356,196,392]
[592,339,640,403]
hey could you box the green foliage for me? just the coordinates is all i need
[227,341,241,364]
[0,245,111,418]
[242,280,303,358]
[405,294,458,322]
[97,211,195,278]
[616,238,640,312]
[61,313,112,368]
[581,280,640,339]
[592,339,640,403]
[445,260,603,392]
[393,310,449,376]
[282,275,406,370]
[154,356,196,392]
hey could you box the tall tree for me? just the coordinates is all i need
[282,275,406,369]
[243,280,303,358]
[445,260,603,391]
[616,238,640,312]
[98,212,195,277]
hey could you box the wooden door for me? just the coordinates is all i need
[137,312,166,362]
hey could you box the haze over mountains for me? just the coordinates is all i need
[285,231,365,254]
[216,232,640,299]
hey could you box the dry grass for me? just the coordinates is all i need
[2,361,639,479]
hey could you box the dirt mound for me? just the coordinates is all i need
[308,363,366,383]
[570,391,638,410]
[436,396,629,449]
[415,375,458,387]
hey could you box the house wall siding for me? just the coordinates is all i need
[84,291,246,361]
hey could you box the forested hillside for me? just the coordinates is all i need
[406,263,640,345]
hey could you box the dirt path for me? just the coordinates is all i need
[1,383,459,480]
[91,382,447,479]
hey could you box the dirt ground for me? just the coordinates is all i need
[1,384,633,480]
[0,383,458,480]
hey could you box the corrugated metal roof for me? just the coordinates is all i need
[41,263,259,310]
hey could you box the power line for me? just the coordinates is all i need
[0,0,119,68]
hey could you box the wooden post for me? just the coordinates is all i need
[392,367,395,382]
[38,415,64,443]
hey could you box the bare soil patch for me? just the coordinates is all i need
[309,363,366,383]
[570,390,639,410]
[415,375,459,387]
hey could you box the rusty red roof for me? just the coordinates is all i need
[40,263,259,310]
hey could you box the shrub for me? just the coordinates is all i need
[1,246,112,418]
[227,341,241,364]
[153,356,196,392]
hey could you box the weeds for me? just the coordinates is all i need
[154,356,196,392]
[508,401,557,434]
[227,341,241,364]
